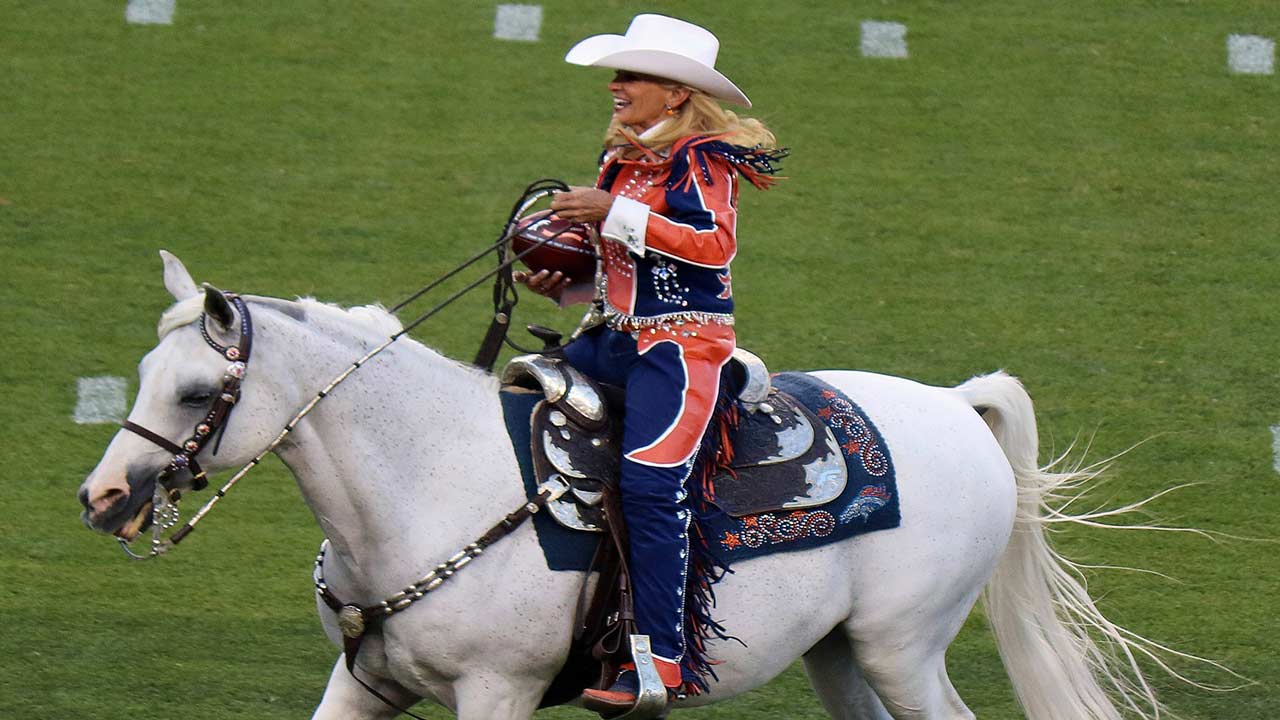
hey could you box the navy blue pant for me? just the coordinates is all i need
[565,325,733,666]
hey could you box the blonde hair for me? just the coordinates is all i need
[604,86,777,154]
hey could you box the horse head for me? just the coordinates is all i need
[77,251,275,541]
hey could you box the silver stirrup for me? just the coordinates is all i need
[613,634,670,719]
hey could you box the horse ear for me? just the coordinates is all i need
[202,283,235,329]
[160,250,199,301]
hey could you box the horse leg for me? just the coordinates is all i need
[311,655,420,720]
[802,626,893,720]
[843,622,974,720]
[451,674,545,720]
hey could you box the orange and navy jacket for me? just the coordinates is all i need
[594,135,745,329]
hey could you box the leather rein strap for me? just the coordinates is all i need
[312,476,570,719]
[113,179,570,535]
[121,294,253,493]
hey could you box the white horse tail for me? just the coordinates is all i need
[956,371,1163,720]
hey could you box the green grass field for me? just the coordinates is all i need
[2,1,1277,717]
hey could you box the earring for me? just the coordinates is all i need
[664,105,678,116]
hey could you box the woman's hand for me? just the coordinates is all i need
[550,186,614,223]
[513,269,572,300]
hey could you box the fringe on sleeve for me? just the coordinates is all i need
[670,134,789,192]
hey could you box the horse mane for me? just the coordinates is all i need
[158,293,404,340]
[288,296,405,338]
[157,295,206,338]
[156,292,496,389]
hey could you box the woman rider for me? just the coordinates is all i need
[514,14,784,712]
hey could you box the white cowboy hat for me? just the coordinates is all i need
[565,14,752,108]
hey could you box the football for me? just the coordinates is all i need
[510,210,598,283]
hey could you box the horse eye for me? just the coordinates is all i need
[179,391,214,408]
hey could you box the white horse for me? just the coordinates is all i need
[79,252,1172,720]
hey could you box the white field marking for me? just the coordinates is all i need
[74,376,127,424]
[126,0,175,25]
[494,4,542,42]
[1228,34,1275,75]
[861,20,908,59]
[1272,426,1280,474]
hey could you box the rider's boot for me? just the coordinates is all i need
[580,658,682,715]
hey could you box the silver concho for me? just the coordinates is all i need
[338,605,366,638]
[226,361,247,379]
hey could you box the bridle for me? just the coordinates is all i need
[113,293,253,560]
[121,293,253,495]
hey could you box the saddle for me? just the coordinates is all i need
[499,348,849,534]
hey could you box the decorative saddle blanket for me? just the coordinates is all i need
[703,373,900,559]
[500,371,900,571]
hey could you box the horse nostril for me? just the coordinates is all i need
[90,487,128,516]
[77,486,90,509]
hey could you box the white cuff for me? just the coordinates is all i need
[601,196,649,256]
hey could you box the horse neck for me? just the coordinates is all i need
[256,304,524,588]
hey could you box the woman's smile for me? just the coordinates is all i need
[609,72,670,132]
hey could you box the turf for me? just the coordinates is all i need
[1,1,1276,717]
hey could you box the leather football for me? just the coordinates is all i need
[510,210,598,283]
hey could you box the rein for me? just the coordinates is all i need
[115,179,574,561]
